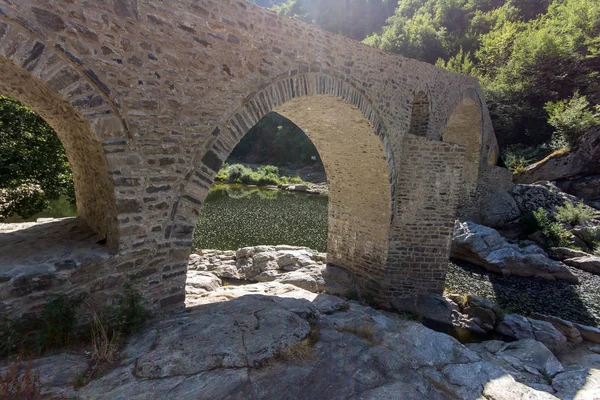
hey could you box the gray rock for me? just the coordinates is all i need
[510,182,581,215]
[514,127,600,188]
[392,294,486,335]
[497,314,567,353]
[563,256,600,275]
[483,376,559,400]
[572,226,600,248]
[497,339,564,377]
[480,191,522,228]
[452,221,578,282]
[552,368,600,400]
[548,247,591,261]
[529,313,583,343]
[574,323,600,344]
[186,271,221,292]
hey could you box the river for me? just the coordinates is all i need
[193,184,328,251]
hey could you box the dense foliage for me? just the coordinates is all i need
[365,0,600,162]
[0,96,74,220]
[230,112,324,167]
[215,163,305,186]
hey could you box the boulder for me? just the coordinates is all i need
[563,256,600,275]
[574,323,600,344]
[452,221,578,282]
[529,313,582,343]
[552,368,600,400]
[483,376,559,400]
[547,247,591,261]
[480,191,522,228]
[510,182,579,215]
[572,226,600,248]
[392,294,486,335]
[496,314,567,353]
[514,127,600,195]
[186,271,222,292]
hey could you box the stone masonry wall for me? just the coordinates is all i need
[0,0,505,318]
[382,135,466,302]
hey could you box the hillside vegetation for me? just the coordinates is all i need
[270,0,600,170]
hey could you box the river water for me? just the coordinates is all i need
[193,184,328,251]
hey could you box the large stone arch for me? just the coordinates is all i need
[0,25,126,250]
[172,73,395,296]
[441,90,484,199]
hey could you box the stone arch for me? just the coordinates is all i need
[408,87,431,138]
[442,91,483,198]
[0,40,123,250]
[174,73,395,295]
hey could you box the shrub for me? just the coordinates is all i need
[257,172,280,186]
[258,165,279,175]
[225,164,251,182]
[39,294,86,350]
[545,92,600,146]
[288,176,304,184]
[112,282,146,335]
[532,208,570,248]
[555,202,595,226]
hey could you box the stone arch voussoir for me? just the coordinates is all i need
[0,20,128,250]
[172,72,397,236]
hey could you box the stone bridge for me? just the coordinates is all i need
[0,0,511,319]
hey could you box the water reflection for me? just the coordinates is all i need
[193,184,328,251]
[2,197,77,223]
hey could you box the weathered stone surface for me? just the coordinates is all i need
[574,323,600,344]
[497,314,567,353]
[552,368,600,400]
[530,313,583,343]
[185,271,222,293]
[515,127,600,197]
[482,376,559,400]
[511,182,582,215]
[0,354,88,398]
[451,221,578,282]
[480,191,522,228]
[548,247,591,261]
[563,256,600,275]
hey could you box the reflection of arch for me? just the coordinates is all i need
[176,73,394,292]
[442,96,482,197]
[408,90,430,137]
[0,56,120,249]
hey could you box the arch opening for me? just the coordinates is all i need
[408,91,430,137]
[0,57,118,251]
[442,97,482,197]
[184,92,393,305]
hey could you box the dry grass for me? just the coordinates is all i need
[0,356,42,400]
[337,323,377,344]
[90,312,120,365]
[277,340,313,364]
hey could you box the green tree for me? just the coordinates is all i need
[545,92,600,147]
[0,96,74,220]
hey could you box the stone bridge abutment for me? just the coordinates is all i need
[0,0,510,320]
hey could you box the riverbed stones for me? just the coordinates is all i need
[451,221,578,282]
[529,313,583,343]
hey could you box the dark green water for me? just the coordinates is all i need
[3,197,77,223]
[193,184,328,251]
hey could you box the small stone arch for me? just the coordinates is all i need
[173,72,395,296]
[0,31,125,250]
[408,87,431,138]
[441,90,484,198]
